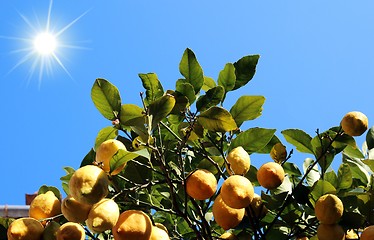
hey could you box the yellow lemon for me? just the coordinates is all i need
[219,231,238,240]
[212,194,245,230]
[186,169,217,200]
[29,191,61,225]
[86,198,120,233]
[149,223,170,240]
[315,194,344,224]
[270,143,287,163]
[7,217,44,240]
[221,175,254,209]
[317,223,345,240]
[361,225,374,240]
[341,111,368,136]
[96,139,127,175]
[61,195,92,223]
[68,165,109,205]
[248,193,268,219]
[112,210,152,240]
[56,222,85,240]
[226,146,250,175]
[257,162,285,189]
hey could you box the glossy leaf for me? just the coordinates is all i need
[139,73,164,105]
[230,95,265,127]
[218,63,236,93]
[176,80,196,105]
[256,135,282,154]
[38,185,61,200]
[202,76,216,91]
[281,129,313,154]
[229,127,276,153]
[303,158,320,186]
[366,126,374,150]
[119,104,145,127]
[233,55,260,90]
[362,159,374,172]
[309,180,336,204]
[197,106,237,132]
[148,94,176,128]
[91,78,121,120]
[196,86,224,112]
[179,48,204,94]
[94,126,118,150]
[110,149,149,174]
[337,163,352,190]
[343,153,371,186]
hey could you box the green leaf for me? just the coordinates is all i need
[366,126,374,150]
[175,80,196,105]
[256,135,282,154]
[218,63,236,93]
[233,55,260,90]
[119,104,145,127]
[179,48,204,94]
[197,156,224,175]
[230,95,265,128]
[166,90,189,114]
[362,159,374,172]
[202,76,216,91]
[337,163,352,190]
[281,129,313,154]
[309,180,336,204]
[110,149,148,174]
[197,106,237,132]
[94,126,118,150]
[343,153,371,186]
[123,157,153,185]
[283,162,302,177]
[344,144,365,159]
[230,127,276,154]
[38,185,62,200]
[324,170,338,188]
[196,86,224,112]
[91,78,121,120]
[148,94,176,128]
[80,148,95,167]
[139,73,164,105]
[303,158,320,186]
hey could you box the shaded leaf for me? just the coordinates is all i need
[110,149,149,174]
[197,106,237,132]
[283,162,302,177]
[362,159,374,172]
[337,163,352,190]
[123,157,153,185]
[256,135,282,154]
[196,86,224,112]
[179,48,204,94]
[324,170,338,188]
[176,80,196,105]
[309,180,336,205]
[166,90,189,114]
[197,156,224,175]
[94,126,118,150]
[230,95,265,128]
[233,55,260,90]
[230,127,276,154]
[343,153,371,186]
[91,78,121,120]
[139,73,164,105]
[80,148,96,167]
[366,126,374,150]
[281,129,313,154]
[148,94,176,128]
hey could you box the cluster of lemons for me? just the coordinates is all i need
[186,145,285,238]
[7,139,170,240]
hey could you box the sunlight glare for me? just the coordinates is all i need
[33,32,57,55]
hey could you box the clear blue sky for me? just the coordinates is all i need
[1,1,374,205]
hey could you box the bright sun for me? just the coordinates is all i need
[34,32,57,55]
[1,0,89,87]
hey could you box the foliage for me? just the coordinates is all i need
[2,48,374,240]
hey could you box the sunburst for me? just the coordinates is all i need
[2,0,89,88]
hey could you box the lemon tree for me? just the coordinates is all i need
[3,48,374,239]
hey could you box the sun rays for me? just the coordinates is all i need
[1,0,89,88]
